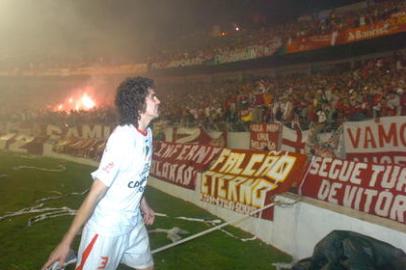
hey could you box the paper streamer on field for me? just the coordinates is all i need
[36,189,88,203]
[149,227,189,243]
[0,189,88,224]
[154,212,222,225]
[20,155,40,160]
[0,204,75,222]
[152,201,275,254]
[28,209,77,226]
[12,164,66,172]
[154,212,253,242]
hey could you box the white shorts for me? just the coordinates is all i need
[75,222,153,270]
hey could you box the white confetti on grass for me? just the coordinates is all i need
[12,164,66,172]
[0,189,87,225]
[0,204,74,222]
[154,212,255,242]
[35,189,88,203]
[28,209,77,226]
[149,227,189,243]
[154,212,222,224]
[1,193,254,242]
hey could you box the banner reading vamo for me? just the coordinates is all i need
[200,149,308,220]
[343,116,406,166]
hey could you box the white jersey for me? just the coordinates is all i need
[88,124,153,236]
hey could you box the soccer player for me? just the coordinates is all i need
[42,77,160,270]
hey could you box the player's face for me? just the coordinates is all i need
[144,88,160,119]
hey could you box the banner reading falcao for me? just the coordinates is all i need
[300,156,406,225]
[151,141,223,189]
[200,149,308,220]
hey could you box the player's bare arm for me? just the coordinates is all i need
[41,179,108,270]
[140,196,155,225]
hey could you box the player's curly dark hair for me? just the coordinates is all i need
[115,76,154,127]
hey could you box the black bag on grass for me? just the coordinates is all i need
[292,230,406,270]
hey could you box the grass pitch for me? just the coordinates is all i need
[0,151,291,270]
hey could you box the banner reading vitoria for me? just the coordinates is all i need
[151,141,223,189]
[343,116,406,166]
[300,156,406,225]
[200,149,308,220]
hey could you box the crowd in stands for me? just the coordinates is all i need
[1,49,405,145]
[158,51,406,133]
[149,0,405,69]
[0,0,405,147]
[0,106,116,127]
[1,51,405,139]
[1,0,404,72]
[286,0,403,37]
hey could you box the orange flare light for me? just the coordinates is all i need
[81,93,96,110]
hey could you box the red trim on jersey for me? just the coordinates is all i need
[76,234,99,270]
[136,128,148,136]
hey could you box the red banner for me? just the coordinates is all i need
[287,34,332,54]
[300,156,406,225]
[172,127,226,147]
[52,137,106,160]
[339,12,406,44]
[287,12,406,54]
[250,123,281,151]
[200,149,308,220]
[343,116,406,166]
[151,141,223,189]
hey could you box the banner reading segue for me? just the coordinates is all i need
[300,156,406,225]
[200,149,308,220]
[151,141,223,189]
